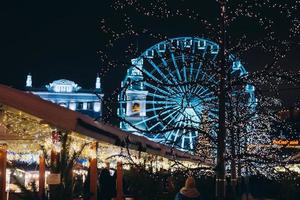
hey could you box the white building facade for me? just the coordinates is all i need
[25,74,104,119]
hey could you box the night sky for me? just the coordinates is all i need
[0,2,102,89]
[0,1,299,109]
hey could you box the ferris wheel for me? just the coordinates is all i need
[118,37,256,150]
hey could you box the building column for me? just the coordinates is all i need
[90,142,97,200]
[39,155,45,199]
[116,161,123,200]
[0,144,7,200]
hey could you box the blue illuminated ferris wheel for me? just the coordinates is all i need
[118,37,256,150]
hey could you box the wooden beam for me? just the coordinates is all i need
[90,158,97,200]
[0,134,35,140]
[116,161,123,200]
[49,150,60,200]
[0,144,7,200]
[39,155,45,199]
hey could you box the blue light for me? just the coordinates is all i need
[27,78,104,119]
[118,37,256,151]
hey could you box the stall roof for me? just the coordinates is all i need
[0,84,207,164]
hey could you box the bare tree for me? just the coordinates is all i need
[98,1,300,199]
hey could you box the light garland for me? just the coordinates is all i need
[7,152,39,164]
[0,105,198,170]
[95,0,300,180]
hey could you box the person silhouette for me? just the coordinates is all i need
[175,177,201,200]
[98,162,115,200]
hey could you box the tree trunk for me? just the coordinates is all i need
[230,131,237,199]
[216,52,226,200]
[216,1,227,200]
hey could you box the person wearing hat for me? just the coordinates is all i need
[175,177,201,200]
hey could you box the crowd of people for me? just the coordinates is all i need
[94,161,202,200]
[73,162,299,200]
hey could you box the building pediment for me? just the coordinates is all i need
[45,79,81,93]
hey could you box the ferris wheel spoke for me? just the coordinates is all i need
[173,129,180,147]
[181,130,187,149]
[191,84,204,94]
[155,49,168,67]
[134,113,162,126]
[166,130,175,141]
[191,85,204,94]
[171,53,183,82]
[149,106,179,130]
[146,59,180,94]
[159,105,180,116]
[208,112,218,119]
[144,82,171,96]
[152,58,183,93]
[148,121,162,131]
[199,88,213,96]
[168,53,186,93]
[172,115,186,147]
[198,88,210,96]
[202,92,216,99]
[182,54,188,82]
[192,84,210,96]
[145,105,175,113]
[189,132,193,149]
[147,59,173,85]
[166,69,178,83]
[207,73,217,82]
[200,87,216,98]
[158,107,181,122]
[194,62,203,81]
[155,49,182,93]
[147,92,170,99]
[192,89,207,100]
[190,62,194,82]
[164,72,184,93]
[141,68,163,84]
[153,133,163,140]
[162,85,182,95]
[208,108,218,113]
[161,109,182,131]
[202,97,218,104]
[193,107,203,115]
[146,100,177,105]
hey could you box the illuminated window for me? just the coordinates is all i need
[132,102,140,113]
[83,102,87,110]
[93,102,101,112]
[69,102,76,110]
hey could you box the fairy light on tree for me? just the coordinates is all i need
[98,1,300,199]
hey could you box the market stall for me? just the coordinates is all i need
[0,84,211,200]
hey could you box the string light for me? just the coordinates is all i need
[97,0,300,179]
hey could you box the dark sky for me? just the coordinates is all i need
[0,2,102,89]
[0,1,299,107]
